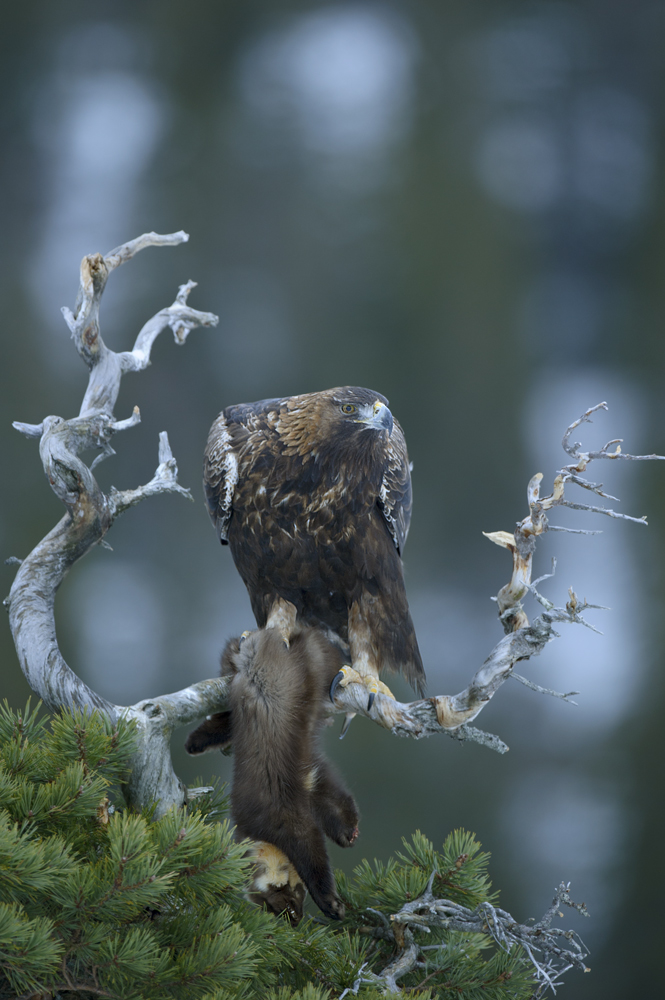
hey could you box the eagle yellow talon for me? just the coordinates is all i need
[329,666,395,709]
[329,665,364,701]
[365,677,395,702]
[330,666,354,701]
[365,676,395,711]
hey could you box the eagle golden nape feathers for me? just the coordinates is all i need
[203,385,426,714]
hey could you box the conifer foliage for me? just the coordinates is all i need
[0,702,576,999]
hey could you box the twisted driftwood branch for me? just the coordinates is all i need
[349,872,589,995]
[5,232,222,816]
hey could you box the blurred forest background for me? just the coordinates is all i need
[2,1,665,995]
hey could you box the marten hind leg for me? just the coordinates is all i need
[274,821,345,921]
[311,760,359,848]
[233,804,345,921]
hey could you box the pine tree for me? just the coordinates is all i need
[0,702,582,999]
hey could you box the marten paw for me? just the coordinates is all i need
[323,812,359,848]
[336,824,359,848]
[185,712,233,756]
[250,884,305,926]
[318,893,345,921]
[336,798,360,847]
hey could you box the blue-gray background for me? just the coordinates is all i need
[3,3,665,995]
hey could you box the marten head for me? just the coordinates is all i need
[246,841,306,926]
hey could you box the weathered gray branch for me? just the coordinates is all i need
[352,872,589,995]
[121,674,230,815]
[5,232,221,816]
[330,599,597,753]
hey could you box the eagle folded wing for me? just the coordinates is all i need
[377,418,413,555]
[203,412,238,543]
[204,400,283,543]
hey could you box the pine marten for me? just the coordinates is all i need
[185,626,359,921]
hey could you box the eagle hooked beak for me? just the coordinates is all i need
[357,400,394,435]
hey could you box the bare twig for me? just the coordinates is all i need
[561,401,665,465]
[547,525,602,534]
[510,672,579,705]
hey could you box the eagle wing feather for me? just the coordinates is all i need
[203,412,239,543]
[204,399,283,543]
[377,418,413,555]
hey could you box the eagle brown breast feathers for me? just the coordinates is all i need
[203,386,425,699]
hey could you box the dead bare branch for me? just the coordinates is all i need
[351,874,589,995]
[5,232,221,815]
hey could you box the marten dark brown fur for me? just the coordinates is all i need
[185,626,359,920]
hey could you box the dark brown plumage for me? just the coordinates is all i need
[186,626,359,921]
[203,386,425,698]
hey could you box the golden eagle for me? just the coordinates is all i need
[203,386,425,702]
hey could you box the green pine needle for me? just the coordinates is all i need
[0,704,577,999]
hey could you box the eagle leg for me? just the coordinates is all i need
[265,597,298,648]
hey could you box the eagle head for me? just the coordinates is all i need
[275,386,394,460]
[330,387,394,437]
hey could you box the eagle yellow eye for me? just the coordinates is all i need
[340,403,357,414]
